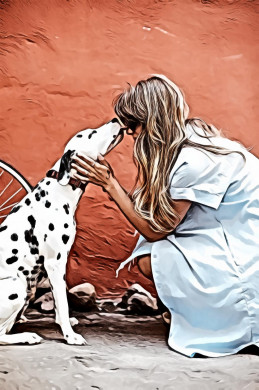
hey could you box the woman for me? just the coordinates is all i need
[72,75,259,358]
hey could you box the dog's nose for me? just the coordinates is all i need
[110,118,119,124]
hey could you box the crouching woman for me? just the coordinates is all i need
[72,75,259,358]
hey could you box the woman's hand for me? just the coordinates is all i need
[71,153,116,192]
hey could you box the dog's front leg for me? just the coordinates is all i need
[44,259,86,345]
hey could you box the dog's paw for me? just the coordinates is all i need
[65,332,87,345]
[69,317,79,327]
[21,332,43,344]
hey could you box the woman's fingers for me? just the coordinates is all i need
[97,154,114,176]
[74,155,103,172]
[72,160,108,184]
[73,155,96,172]
[71,153,115,189]
[97,154,109,167]
[73,171,103,186]
[71,163,89,176]
[72,172,88,182]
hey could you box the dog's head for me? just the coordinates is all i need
[55,118,124,186]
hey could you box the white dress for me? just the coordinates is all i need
[117,125,259,357]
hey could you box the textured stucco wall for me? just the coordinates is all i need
[0,0,258,297]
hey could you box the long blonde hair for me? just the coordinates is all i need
[114,75,244,234]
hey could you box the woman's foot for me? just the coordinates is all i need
[161,311,171,326]
[157,297,171,327]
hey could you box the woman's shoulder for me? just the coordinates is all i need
[172,145,218,174]
[170,137,248,184]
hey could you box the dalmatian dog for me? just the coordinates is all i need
[0,118,124,345]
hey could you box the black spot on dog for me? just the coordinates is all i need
[62,234,69,244]
[44,234,47,241]
[8,294,18,300]
[31,235,39,246]
[12,249,18,254]
[18,266,24,271]
[24,230,32,243]
[25,198,31,206]
[45,200,51,208]
[10,205,21,214]
[0,225,7,233]
[49,223,54,231]
[31,269,38,275]
[6,256,18,264]
[31,278,35,282]
[88,130,97,139]
[23,270,29,276]
[35,192,41,201]
[63,204,69,215]
[70,184,77,191]
[46,181,50,185]
[36,255,44,264]
[64,223,68,228]
[11,233,18,241]
[30,247,39,255]
[76,134,83,138]
[40,190,46,197]
[63,274,66,281]
[57,253,61,260]
[28,215,36,228]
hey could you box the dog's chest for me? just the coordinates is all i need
[0,177,78,279]
[24,181,77,251]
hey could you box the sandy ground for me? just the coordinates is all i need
[0,310,259,390]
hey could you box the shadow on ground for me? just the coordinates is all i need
[0,310,259,390]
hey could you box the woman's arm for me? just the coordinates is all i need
[106,177,191,241]
[72,154,191,242]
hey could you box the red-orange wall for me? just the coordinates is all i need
[0,0,258,297]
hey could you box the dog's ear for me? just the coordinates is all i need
[58,149,75,185]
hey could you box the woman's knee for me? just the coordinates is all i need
[137,254,153,281]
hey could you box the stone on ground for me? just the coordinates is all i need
[68,282,96,311]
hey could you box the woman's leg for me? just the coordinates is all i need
[137,254,154,282]
[137,254,171,326]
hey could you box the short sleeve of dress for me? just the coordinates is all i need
[169,147,233,209]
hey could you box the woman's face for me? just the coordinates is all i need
[117,116,142,141]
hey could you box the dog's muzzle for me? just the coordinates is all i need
[105,127,125,155]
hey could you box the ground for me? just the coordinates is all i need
[0,310,258,390]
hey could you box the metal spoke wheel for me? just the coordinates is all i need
[0,160,32,223]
